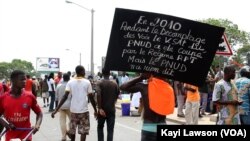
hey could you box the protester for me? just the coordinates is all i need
[120,72,129,85]
[0,70,43,141]
[48,72,56,112]
[174,81,185,118]
[25,75,36,97]
[32,76,40,97]
[184,83,200,124]
[235,66,250,125]
[55,72,63,86]
[0,82,4,95]
[120,73,174,141]
[55,73,71,141]
[212,65,242,125]
[41,75,50,107]
[198,74,212,116]
[51,65,97,141]
[95,69,120,141]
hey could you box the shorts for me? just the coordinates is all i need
[42,92,49,98]
[68,112,90,135]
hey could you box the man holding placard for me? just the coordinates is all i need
[120,73,175,141]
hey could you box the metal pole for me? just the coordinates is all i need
[80,53,82,65]
[90,9,94,76]
[65,0,94,75]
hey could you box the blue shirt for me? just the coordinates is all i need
[235,77,250,115]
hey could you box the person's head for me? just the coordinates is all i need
[63,73,70,82]
[10,70,26,89]
[102,68,110,78]
[88,75,93,80]
[67,71,71,77]
[223,65,236,81]
[239,66,250,78]
[122,71,126,76]
[75,65,85,77]
[26,74,31,79]
[215,65,221,72]
[32,76,36,80]
[44,75,48,81]
[48,72,54,80]
[57,72,62,78]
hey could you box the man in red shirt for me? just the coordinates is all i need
[0,82,3,95]
[0,70,43,141]
[25,75,36,97]
[55,72,62,86]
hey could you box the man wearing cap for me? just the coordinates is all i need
[235,66,250,125]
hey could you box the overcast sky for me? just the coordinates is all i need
[0,0,249,73]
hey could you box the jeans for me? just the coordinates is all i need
[97,115,115,141]
[49,91,55,111]
[240,114,250,125]
[200,92,208,113]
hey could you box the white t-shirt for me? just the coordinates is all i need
[47,78,55,92]
[65,77,93,113]
[121,75,129,84]
[131,92,142,107]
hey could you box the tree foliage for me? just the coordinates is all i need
[200,18,250,67]
[237,44,250,56]
[0,59,36,80]
[201,18,249,46]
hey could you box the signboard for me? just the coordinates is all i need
[36,57,60,72]
[104,8,225,86]
[216,34,233,56]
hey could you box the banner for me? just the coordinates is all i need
[105,8,225,86]
[36,57,60,72]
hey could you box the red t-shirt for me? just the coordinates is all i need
[0,83,3,95]
[54,77,61,85]
[25,79,33,92]
[0,90,42,141]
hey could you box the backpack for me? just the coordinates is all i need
[148,77,175,115]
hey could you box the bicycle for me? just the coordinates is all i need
[0,116,35,141]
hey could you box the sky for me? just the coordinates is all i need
[0,0,249,73]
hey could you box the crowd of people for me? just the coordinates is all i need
[0,63,250,141]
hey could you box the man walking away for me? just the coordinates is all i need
[96,69,120,141]
[51,65,97,141]
[55,73,71,141]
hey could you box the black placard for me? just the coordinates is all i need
[105,8,225,86]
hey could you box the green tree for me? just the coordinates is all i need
[237,44,250,65]
[0,59,36,80]
[237,44,250,56]
[201,18,249,46]
[0,62,11,80]
[200,18,250,67]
